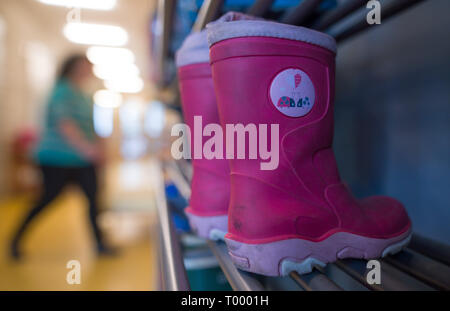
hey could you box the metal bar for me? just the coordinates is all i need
[409,234,450,266]
[207,241,265,291]
[311,0,365,30]
[309,274,343,291]
[383,249,450,291]
[192,0,224,32]
[176,159,193,182]
[247,0,275,17]
[301,268,344,291]
[380,260,435,290]
[289,266,343,291]
[157,231,165,290]
[289,271,313,291]
[281,0,322,25]
[155,216,166,291]
[154,160,190,291]
[334,0,426,43]
[166,161,191,199]
[154,0,177,87]
[334,260,384,291]
[158,226,170,290]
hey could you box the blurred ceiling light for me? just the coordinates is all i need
[93,89,123,108]
[104,77,144,94]
[145,101,166,138]
[86,46,135,65]
[120,98,145,137]
[37,0,117,10]
[93,105,114,138]
[63,22,128,46]
[93,63,140,81]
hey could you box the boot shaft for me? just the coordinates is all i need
[208,22,339,206]
[176,31,230,216]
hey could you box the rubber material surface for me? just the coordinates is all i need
[226,230,412,276]
[185,210,228,241]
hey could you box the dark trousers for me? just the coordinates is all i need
[11,165,104,249]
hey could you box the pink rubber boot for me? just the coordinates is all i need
[176,31,229,240]
[207,14,412,276]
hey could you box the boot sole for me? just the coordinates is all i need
[185,210,228,241]
[225,229,412,276]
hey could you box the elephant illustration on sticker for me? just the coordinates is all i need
[270,68,315,117]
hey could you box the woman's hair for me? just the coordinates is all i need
[57,54,89,80]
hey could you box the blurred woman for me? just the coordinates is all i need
[10,54,114,259]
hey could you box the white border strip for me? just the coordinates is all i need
[207,19,337,53]
[175,30,210,67]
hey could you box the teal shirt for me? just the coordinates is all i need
[34,79,96,167]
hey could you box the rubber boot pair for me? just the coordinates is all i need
[176,13,411,276]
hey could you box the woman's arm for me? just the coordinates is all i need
[59,119,101,162]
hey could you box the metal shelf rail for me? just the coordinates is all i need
[207,240,266,291]
[154,160,190,290]
[153,0,449,291]
[153,0,427,85]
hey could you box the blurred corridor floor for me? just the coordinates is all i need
[0,162,159,290]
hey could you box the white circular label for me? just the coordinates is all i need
[269,68,315,117]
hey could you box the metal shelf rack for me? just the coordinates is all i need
[153,0,449,291]
[152,0,426,89]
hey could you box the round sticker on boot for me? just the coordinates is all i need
[270,68,315,117]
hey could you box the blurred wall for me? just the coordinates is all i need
[0,1,70,196]
[334,0,450,244]
[0,0,154,197]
